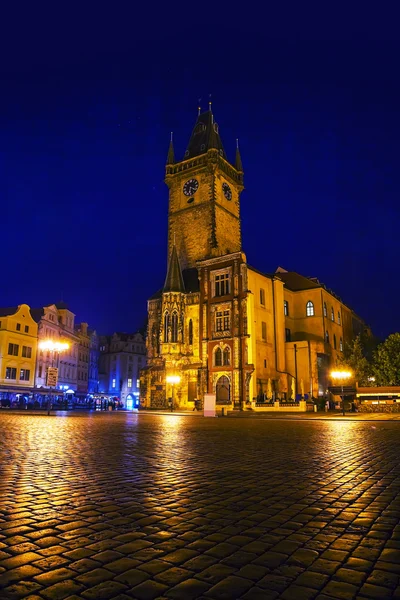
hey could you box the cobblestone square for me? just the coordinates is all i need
[0,412,399,599]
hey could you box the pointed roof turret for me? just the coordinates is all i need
[184,106,226,160]
[234,138,243,172]
[166,132,175,165]
[163,244,185,293]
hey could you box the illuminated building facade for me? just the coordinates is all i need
[76,322,90,396]
[0,304,38,404]
[98,332,146,408]
[32,302,80,396]
[141,107,368,410]
[88,328,99,393]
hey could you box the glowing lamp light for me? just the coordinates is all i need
[39,340,70,352]
[330,370,352,381]
[166,375,181,384]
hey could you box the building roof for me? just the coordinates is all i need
[184,109,226,160]
[0,306,18,317]
[163,245,185,292]
[275,270,321,292]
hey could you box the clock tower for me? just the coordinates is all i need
[165,106,244,270]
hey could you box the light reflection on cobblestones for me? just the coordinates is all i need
[0,413,399,599]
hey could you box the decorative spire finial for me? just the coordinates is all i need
[170,131,173,142]
[236,138,239,149]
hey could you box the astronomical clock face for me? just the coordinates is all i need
[222,182,232,200]
[183,178,199,197]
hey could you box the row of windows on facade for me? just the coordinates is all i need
[5,368,30,381]
[306,301,341,323]
[78,352,89,363]
[111,355,143,363]
[284,327,343,350]
[8,343,32,358]
[260,293,342,325]
[100,344,145,353]
[3,322,30,333]
[111,378,140,389]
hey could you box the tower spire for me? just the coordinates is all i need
[163,243,185,293]
[234,138,243,172]
[166,132,175,165]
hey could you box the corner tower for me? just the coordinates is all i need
[165,106,244,270]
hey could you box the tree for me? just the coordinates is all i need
[372,333,400,385]
[337,335,371,385]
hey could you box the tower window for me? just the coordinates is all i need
[306,301,314,317]
[216,310,230,332]
[188,319,193,345]
[214,272,230,296]
[284,300,289,316]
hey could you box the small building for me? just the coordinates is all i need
[88,329,99,394]
[0,305,38,406]
[98,332,146,409]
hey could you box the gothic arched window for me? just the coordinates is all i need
[164,312,170,343]
[171,312,178,343]
[306,301,314,317]
[223,346,230,366]
[188,319,193,345]
[215,347,222,367]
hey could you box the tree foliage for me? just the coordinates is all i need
[372,333,400,385]
[337,335,371,385]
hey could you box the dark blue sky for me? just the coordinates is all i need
[1,4,399,338]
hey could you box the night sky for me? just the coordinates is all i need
[1,5,399,339]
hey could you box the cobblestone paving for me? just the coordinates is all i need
[0,413,400,600]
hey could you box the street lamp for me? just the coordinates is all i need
[330,370,352,416]
[166,374,181,412]
[39,340,70,415]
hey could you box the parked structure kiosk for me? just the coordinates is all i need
[203,393,216,417]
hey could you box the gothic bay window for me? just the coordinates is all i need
[215,272,230,297]
[215,347,222,366]
[223,347,230,366]
[171,312,178,343]
[164,312,170,342]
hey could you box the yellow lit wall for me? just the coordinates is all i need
[0,304,38,389]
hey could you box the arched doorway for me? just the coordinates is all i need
[216,375,230,403]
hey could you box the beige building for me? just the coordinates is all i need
[0,304,38,405]
[141,108,368,411]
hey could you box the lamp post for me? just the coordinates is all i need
[330,370,352,416]
[39,340,70,415]
[166,374,181,412]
